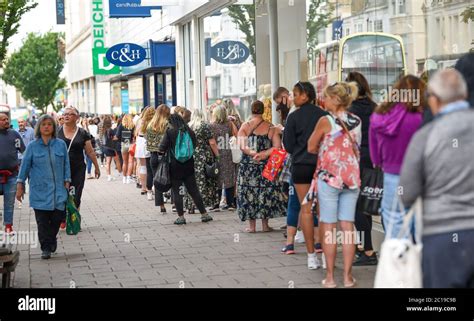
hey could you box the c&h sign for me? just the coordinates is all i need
[91,0,120,75]
[205,39,250,66]
[106,43,147,67]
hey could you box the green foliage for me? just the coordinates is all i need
[461,6,473,23]
[227,4,256,65]
[2,32,66,113]
[307,0,334,61]
[0,0,38,66]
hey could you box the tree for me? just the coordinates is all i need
[307,0,334,62]
[228,4,256,65]
[0,0,37,67]
[461,6,473,23]
[461,6,474,51]
[2,32,66,113]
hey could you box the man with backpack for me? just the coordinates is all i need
[158,113,213,225]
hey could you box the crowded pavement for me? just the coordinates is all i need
[10,172,377,288]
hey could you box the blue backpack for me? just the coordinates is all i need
[174,127,194,163]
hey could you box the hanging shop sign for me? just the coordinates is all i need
[332,20,343,41]
[106,43,147,67]
[91,0,121,75]
[109,0,161,18]
[205,39,250,66]
[56,0,65,24]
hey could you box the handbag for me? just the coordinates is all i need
[228,122,242,164]
[153,153,171,192]
[357,167,383,216]
[205,160,219,179]
[262,148,288,181]
[374,198,423,288]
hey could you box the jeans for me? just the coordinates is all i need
[172,174,206,216]
[0,175,17,225]
[286,179,318,228]
[145,157,153,191]
[422,229,474,288]
[86,156,93,175]
[381,173,404,239]
[34,209,64,252]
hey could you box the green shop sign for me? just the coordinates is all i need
[91,0,120,75]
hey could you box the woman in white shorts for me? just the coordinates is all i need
[135,107,154,197]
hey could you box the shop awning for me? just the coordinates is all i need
[121,41,176,76]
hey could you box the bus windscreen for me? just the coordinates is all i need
[341,35,405,103]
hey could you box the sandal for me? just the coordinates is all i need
[245,227,256,233]
[281,244,295,255]
[174,217,186,225]
[322,279,337,288]
[344,277,357,288]
[263,227,274,232]
[201,214,213,223]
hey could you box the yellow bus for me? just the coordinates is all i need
[309,32,407,106]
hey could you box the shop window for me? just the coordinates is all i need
[202,2,256,120]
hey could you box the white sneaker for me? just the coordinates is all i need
[17,202,22,209]
[126,176,131,184]
[295,230,305,244]
[307,253,321,270]
[123,177,127,184]
[107,175,113,182]
[147,191,153,201]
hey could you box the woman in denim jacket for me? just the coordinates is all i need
[16,115,71,260]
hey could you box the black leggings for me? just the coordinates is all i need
[354,211,373,252]
[217,187,236,207]
[150,152,165,207]
[34,208,64,252]
[171,174,206,216]
[145,157,153,191]
[71,162,86,209]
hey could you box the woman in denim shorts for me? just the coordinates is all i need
[307,81,362,288]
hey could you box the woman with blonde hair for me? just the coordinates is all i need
[116,114,135,184]
[222,98,242,130]
[147,105,171,212]
[184,108,220,213]
[307,81,362,288]
[210,105,238,210]
[135,107,155,198]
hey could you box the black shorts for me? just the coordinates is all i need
[291,164,316,184]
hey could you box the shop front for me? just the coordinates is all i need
[109,40,176,115]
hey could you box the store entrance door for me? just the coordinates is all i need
[156,68,176,106]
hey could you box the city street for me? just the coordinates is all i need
[10,172,376,288]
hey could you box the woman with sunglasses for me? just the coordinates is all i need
[283,81,327,269]
[57,107,100,226]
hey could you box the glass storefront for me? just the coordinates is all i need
[128,77,144,113]
[202,1,257,121]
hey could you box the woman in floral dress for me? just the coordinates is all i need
[237,101,287,232]
[210,105,238,210]
[184,109,220,212]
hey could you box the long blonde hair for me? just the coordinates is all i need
[122,114,134,130]
[148,104,170,133]
[212,105,228,124]
[189,108,207,131]
[140,107,155,135]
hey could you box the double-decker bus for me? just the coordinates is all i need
[309,32,407,106]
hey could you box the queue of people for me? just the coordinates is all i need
[0,52,472,289]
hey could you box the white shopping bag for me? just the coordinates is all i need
[374,198,423,288]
